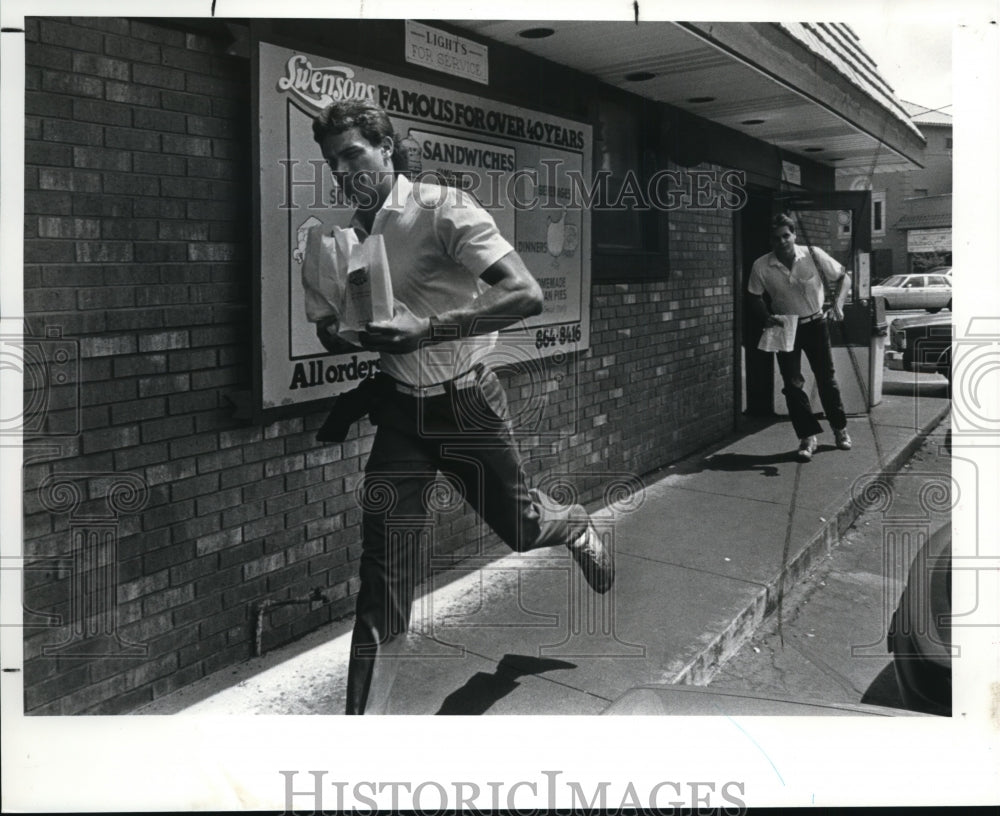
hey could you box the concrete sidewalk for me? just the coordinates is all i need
[136,371,950,716]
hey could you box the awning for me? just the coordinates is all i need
[454,20,926,176]
[893,194,953,229]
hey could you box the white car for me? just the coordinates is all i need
[871,272,952,312]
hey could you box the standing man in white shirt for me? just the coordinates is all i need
[308,100,614,714]
[747,213,854,462]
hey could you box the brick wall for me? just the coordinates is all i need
[21,18,734,714]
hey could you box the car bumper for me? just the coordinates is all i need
[886,350,945,375]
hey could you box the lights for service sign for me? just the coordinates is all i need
[254,38,592,415]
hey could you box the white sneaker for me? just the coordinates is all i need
[567,524,614,594]
[797,435,818,462]
[835,428,852,450]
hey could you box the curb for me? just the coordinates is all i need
[667,402,952,686]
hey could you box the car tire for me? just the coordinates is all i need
[946,300,952,311]
[927,307,941,313]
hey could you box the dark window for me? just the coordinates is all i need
[590,94,669,281]
[873,200,883,232]
[945,137,953,149]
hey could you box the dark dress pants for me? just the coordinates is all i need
[345,367,588,714]
[776,317,847,439]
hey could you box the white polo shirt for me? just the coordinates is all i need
[308,174,515,386]
[748,244,846,317]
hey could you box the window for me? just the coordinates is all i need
[914,188,929,197]
[945,137,953,149]
[872,192,886,237]
[593,96,643,251]
[590,94,669,281]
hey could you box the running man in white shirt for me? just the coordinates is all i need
[308,100,613,714]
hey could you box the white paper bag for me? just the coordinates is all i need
[757,314,799,353]
[300,224,352,324]
[301,226,394,344]
[341,233,394,333]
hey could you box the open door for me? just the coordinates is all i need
[738,187,779,417]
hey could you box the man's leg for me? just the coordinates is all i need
[801,320,847,431]
[776,341,823,439]
[346,420,436,715]
[436,368,612,591]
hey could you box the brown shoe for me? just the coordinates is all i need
[567,523,615,594]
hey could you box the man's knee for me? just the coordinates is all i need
[782,374,806,391]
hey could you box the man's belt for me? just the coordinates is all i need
[316,365,485,443]
[798,310,826,324]
[390,365,481,398]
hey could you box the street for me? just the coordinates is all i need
[708,400,951,713]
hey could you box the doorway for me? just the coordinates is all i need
[738,188,777,416]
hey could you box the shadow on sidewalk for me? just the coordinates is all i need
[436,653,577,715]
[647,416,818,478]
[697,449,805,477]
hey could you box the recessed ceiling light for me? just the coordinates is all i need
[686,96,716,103]
[804,147,824,152]
[741,118,766,125]
[624,71,656,82]
[518,27,555,39]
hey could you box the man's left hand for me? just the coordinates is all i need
[830,303,845,322]
[361,301,431,354]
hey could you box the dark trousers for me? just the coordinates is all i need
[776,318,847,439]
[345,367,588,714]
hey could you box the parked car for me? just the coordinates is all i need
[886,311,952,384]
[872,272,952,312]
[888,524,952,716]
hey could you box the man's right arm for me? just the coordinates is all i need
[748,294,781,327]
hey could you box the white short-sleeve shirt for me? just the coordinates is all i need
[352,174,514,386]
[748,244,845,317]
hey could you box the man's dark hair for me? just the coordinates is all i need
[312,100,407,171]
[771,213,796,233]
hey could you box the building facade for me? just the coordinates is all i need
[842,101,952,280]
[18,18,922,713]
